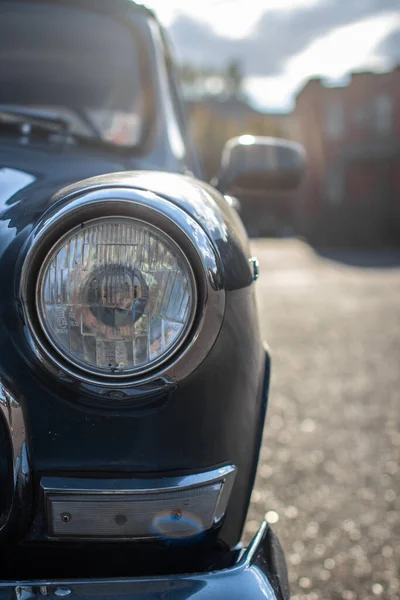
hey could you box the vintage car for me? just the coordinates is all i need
[0,1,305,598]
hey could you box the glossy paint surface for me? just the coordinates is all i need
[0,0,268,556]
[0,158,267,549]
[0,524,289,600]
[53,171,254,290]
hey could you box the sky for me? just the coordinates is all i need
[147,0,400,112]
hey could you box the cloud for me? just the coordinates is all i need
[377,27,400,64]
[168,0,400,76]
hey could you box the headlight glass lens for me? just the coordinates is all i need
[37,217,196,377]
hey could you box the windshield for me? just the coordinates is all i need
[0,2,152,147]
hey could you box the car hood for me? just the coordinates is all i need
[0,140,252,291]
[0,139,128,207]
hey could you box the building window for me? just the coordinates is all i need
[325,166,343,205]
[325,101,345,140]
[353,105,369,128]
[375,94,393,134]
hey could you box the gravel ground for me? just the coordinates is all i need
[244,239,400,600]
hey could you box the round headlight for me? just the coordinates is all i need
[36,217,196,378]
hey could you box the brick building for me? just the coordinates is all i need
[186,96,292,180]
[293,66,400,246]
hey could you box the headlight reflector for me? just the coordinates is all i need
[36,217,196,377]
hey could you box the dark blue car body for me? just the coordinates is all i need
[0,1,289,597]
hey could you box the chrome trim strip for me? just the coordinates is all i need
[0,378,32,540]
[245,520,268,565]
[41,465,235,497]
[249,256,260,281]
[20,187,225,388]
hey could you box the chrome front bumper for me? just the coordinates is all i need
[0,523,289,600]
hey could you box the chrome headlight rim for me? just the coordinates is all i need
[20,187,225,389]
[35,215,198,380]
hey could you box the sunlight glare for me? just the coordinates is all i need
[148,0,319,38]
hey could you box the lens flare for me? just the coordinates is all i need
[151,510,206,544]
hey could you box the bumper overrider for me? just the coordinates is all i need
[0,523,289,600]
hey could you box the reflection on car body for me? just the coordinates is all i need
[0,1,304,598]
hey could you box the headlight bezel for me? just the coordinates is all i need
[19,187,225,390]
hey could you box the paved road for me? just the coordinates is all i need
[245,240,400,600]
